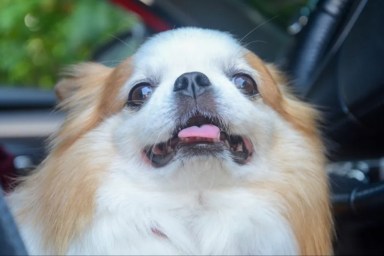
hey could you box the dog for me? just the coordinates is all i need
[7,27,332,255]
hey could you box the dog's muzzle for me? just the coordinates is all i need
[142,72,254,168]
[142,113,254,168]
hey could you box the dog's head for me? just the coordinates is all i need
[54,27,321,189]
[18,28,332,255]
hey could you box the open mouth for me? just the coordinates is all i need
[143,114,254,167]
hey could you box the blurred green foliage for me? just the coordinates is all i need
[249,0,308,28]
[0,0,137,89]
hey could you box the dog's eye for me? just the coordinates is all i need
[127,82,154,107]
[232,73,258,96]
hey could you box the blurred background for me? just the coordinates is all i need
[0,0,137,89]
[0,0,304,90]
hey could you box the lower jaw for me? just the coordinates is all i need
[143,142,253,168]
[177,143,228,160]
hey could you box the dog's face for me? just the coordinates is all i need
[125,29,259,168]
[55,28,320,190]
[118,28,275,183]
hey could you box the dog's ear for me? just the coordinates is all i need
[265,64,320,137]
[52,63,113,152]
[55,74,76,103]
[51,60,132,152]
[55,63,112,103]
[264,64,288,86]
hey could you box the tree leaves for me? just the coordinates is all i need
[0,0,137,89]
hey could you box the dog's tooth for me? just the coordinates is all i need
[152,143,167,155]
[166,142,174,152]
[151,145,161,155]
[242,140,248,154]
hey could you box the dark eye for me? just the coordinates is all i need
[232,73,258,96]
[127,82,154,107]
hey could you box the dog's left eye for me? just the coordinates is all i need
[232,73,258,96]
[127,82,154,107]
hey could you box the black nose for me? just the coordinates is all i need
[173,72,211,98]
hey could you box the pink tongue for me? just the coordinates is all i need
[178,124,220,140]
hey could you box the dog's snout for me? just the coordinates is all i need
[173,72,211,98]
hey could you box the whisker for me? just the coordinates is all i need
[95,33,140,65]
[242,40,268,49]
[239,16,279,44]
[107,33,131,47]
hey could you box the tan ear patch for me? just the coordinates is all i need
[52,63,113,152]
[244,52,283,111]
[99,58,133,117]
[52,59,132,153]
[244,52,319,136]
[55,79,79,102]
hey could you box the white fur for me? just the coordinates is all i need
[7,28,326,255]
[68,124,298,254]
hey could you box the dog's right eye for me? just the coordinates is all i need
[232,73,258,96]
[127,82,154,107]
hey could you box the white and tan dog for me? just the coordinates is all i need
[8,28,332,255]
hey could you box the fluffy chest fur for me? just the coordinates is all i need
[70,181,297,255]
